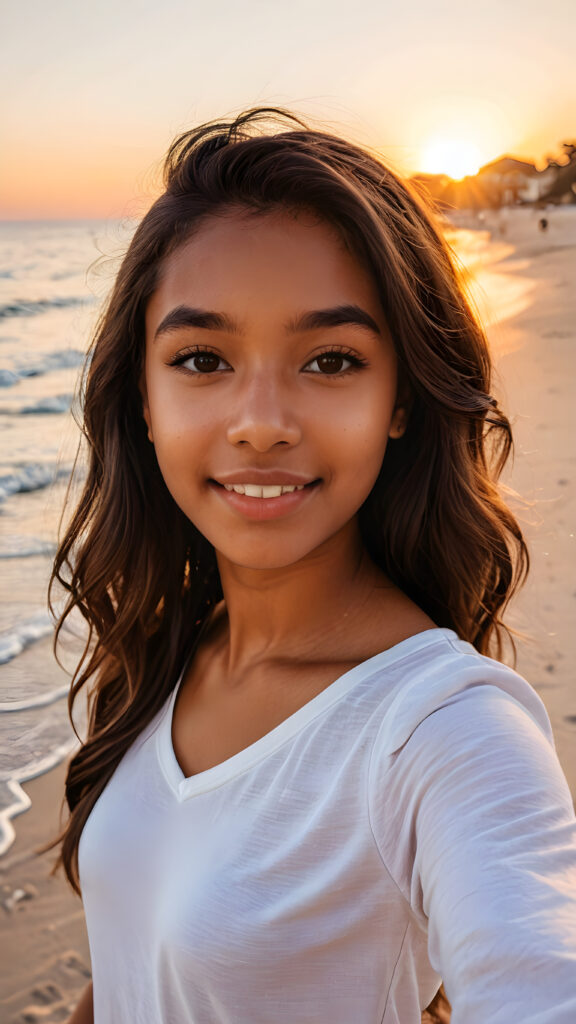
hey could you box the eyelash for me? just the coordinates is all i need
[168,345,369,376]
[169,346,229,374]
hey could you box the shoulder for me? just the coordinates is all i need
[369,628,554,761]
[367,630,576,956]
[367,632,575,878]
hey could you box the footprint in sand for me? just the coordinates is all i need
[18,982,67,1023]
[59,952,91,980]
[18,1011,68,1023]
[14,955,92,1023]
[30,984,63,1005]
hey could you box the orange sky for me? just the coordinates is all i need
[1,0,574,219]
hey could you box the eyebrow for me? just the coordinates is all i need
[286,305,382,337]
[154,306,241,339]
[153,303,382,341]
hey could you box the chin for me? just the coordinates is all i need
[211,524,356,574]
[216,546,314,573]
[207,527,322,569]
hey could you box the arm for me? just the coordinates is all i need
[374,685,576,1023]
[67,981,94,1024]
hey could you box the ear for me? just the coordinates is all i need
[388,406,408,439]
[388,379,412,440]
[139,373,154,444]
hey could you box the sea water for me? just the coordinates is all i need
[0,220,133,854]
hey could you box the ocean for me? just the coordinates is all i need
[0,220,134,854]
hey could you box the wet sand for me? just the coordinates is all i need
[0,205,574,1021]
[0,762,91,1021]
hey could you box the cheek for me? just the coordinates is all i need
[321,387,394,477]
[146,372,212,447]
[144,389,213,500]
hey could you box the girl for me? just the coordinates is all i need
[52,108,576,1023]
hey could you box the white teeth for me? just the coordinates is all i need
[222,483,307,498]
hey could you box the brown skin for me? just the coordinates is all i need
[67,981,93,1023]
[172,558,432,776]
[142,209,433,775]
[142,208,406,574]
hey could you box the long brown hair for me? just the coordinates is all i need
[50,109,528,907]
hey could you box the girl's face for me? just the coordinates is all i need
[142,208,406,571]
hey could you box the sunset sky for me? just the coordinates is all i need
[1,0,574,219]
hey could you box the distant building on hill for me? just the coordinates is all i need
[475,157,556,205]
[411,148,576,211]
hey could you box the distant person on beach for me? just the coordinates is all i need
[51,109,576,1024]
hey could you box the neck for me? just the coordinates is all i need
[214,520,387,672]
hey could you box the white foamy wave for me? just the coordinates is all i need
[0,693,87,856]
[0,612,54,665]
[0,462,70,503]
[0,369,19,387]
[20,393,73,415]
[0,535,56,559]
[0,682,69,713]
[0,614,87,710]
[0,742,76,856]
[0,296,92,319]
[0,535,56,560]
[0,348,86,389]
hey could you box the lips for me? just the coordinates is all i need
[209,477,320,520]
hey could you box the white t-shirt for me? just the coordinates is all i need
[79,628,576,1023]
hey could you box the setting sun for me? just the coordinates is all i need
[421,139,485,180]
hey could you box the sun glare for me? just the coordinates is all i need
[421,139,485,180]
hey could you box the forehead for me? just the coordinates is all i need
[148,208,383,319]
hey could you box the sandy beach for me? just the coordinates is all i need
[0,206,574,1021]
[450,206,576,801]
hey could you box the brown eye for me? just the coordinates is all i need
[191,353,221,373]
[178,351,227,373]
[305,351,358,375]
[316,354,346,374]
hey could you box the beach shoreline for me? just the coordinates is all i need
[0,763,91,1020]
[0,205,574,1020]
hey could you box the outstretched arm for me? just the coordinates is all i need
[67,981,93,1024]
[374,684,576,1022]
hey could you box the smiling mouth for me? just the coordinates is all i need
[224,483,305,498]
[212,480,319,499]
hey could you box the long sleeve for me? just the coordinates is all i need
[370,683,576,1023]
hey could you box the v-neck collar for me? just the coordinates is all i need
[156,627,457,800]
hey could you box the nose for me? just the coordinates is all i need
[226,373,301,451]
